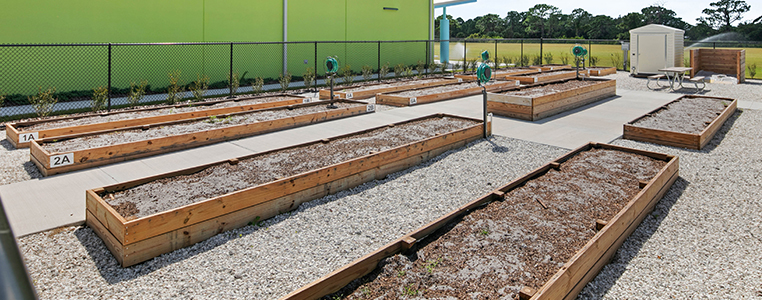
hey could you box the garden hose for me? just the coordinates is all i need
[325,56,339,73]
[477,63,491,85]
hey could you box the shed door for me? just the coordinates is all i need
[637,34,668,73]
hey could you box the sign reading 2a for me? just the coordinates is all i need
[50,153,74,168]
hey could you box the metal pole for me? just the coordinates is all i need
[314,42,317,79]
[713,42,716,49]
[521,39,524,66]
[540,38,543,64]
[377,41,381,82]
[589,40,592,66]
[482,86,488,138]
[494,40,498,68]
[463,40,467,73]
[107,43,112,111]
[229,42,234,98]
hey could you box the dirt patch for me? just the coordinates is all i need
[391,82,481,97]
[499,80,601,98]
[42,102,363,153]
[20,97,294,132]
[339,79,450,93]
[633,97,729,134]
[530,70,577,78]
[105,116,480,219]
[329,148,666,299]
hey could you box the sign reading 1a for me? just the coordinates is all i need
[19,132,39,143]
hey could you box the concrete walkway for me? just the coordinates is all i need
[0,88,737,237]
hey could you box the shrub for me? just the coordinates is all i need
[303,67,316,91]
[589,56,599,66]
[190,74,209,102]
[494,56,504,69]
[379,62,390,79]
[252,77,264,93]
[360,65,373,82]
[416,60,425,77]
[394,63,405,78]
[0,91,5,108]
[519,55,529,66]
[404,66,414,77]
[127,80,147,107]
[543,52,554,64]
[279,72,292,92]
[28,87,58,117]
[503,56,513,65]
[166,70,185,104]
[467,59,478,72]
[91,86,108,112]
[560,52,570,65]
[531,55,543,66]
[611,53,623,70]
[748,63,757,79]
[228,70,240,95]
[339,65,354,86]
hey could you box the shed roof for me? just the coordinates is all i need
[433,0,477,8]
[630,24,685,34]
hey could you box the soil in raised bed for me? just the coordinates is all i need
[498,79,601,98]
[390,82,483,97]
[632,97,729,134]
[105,116,480,219]
[20,96,295,132]
[529,70,577,78]
[338,79,450,93]
[43,102,363,153]
[328,148,666,299]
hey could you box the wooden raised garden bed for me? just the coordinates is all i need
[623,95,737,150]
[84,114,489,267]
[376,81,519,107]
[588,67,617,76]
[282,142,678,300]
[454,67,541,81]
[531,64,572,72]
[5,94,308,148]
[488,78,616,121]
[318,78,462,100]
[30,100,373,176]
[506,69,588,84]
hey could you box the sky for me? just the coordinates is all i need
[435,0,761,26]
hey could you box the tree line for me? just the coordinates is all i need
[435,0,761,41]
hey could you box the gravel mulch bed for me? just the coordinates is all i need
[632,97,729,134]
[498,80,600,98]
[338,79,448,93]
[391,82,481,97]
[18,136,567,299]
[529,70,577,78]
[20,96,294,132]
[43,102,362,153]
[602,71,762,102]
[332,148,666,299]
[0,130,42,186]
[107,116,479,219]
[580,109,762,299]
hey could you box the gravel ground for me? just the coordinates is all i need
[0,130,43,186]
[602,71,762,102]
[632,97,728,134]
[337,78,448,93]
[391,82,481,97]
[18,136,567,299]
[580,109,762,299]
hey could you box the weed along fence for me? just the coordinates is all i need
[624,95,738,150]
[5,94,308,148]
[282,142,679,300]
[488,78,616,121]
[84,114,489,267]
[376,81,519,107]
[30,100,373,176]
[318,77,463,100]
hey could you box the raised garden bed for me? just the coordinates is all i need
[587,67,618,76]
[506,69,588,85]
[376,81,519,107]
[623,95,737,150]
[531,64,573,72]
[318,78,462,100]
[283,142,678,300]
[488,78,616,121]
[84,114,489,267]
[30,100,373,176]
[5,94,308,148]
[454,67,541,81]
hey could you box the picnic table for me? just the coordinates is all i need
[647,67,705,92]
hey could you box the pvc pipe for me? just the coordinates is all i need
[440,7,449,64]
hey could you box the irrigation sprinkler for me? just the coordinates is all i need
[572,45,588,80]
[325,56,339,109]
[477,51,492,138]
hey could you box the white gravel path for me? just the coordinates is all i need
[0,130,42,186]
[18,136,567,299]
[601,71,762,102]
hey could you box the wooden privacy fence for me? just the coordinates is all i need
[689,49,745,83]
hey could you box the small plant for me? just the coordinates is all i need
[339,65,354,86]
[190,74,209,102]
[397,270,406,277]
[228,70,240,96]
[748,63,757,79]
[165,70,185,104]
[28,87,58,117]
[560,52,570,65]
[543,52,554,64]
[424,257,443,273]
[252,77,264,93]
[416,60,425,77]
[359,65,373,82]
[519,55,529,66]
[403,284,418,296]
[91,86,108,112]
[479,228,490,235]
[467,59,478,72]
[394,63,405,78]
[452,62,462,72]
[379,62,390,79]
[0,91,5,108]
[589,56,599,67]
[403,66,414,77]
[504,56,513,65]
[279,72,292,92]
[248,216,264,227]
[303,67,316,91]
[611,53,623,71]
[493,56,503,69]
[531,54,543,66]
[127,80,147,107]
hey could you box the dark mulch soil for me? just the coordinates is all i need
[329,148,666,300]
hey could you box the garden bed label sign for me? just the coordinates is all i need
[50,153,74,168]
[302,98,311,103]
[19,132,39,143]
[366,104,375,112]
[458,78,463,83]
[409,97,418,105]
[345,92,354,99]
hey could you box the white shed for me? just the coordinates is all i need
[629,24,684,75]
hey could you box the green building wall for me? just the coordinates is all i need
[0,0,431,98]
